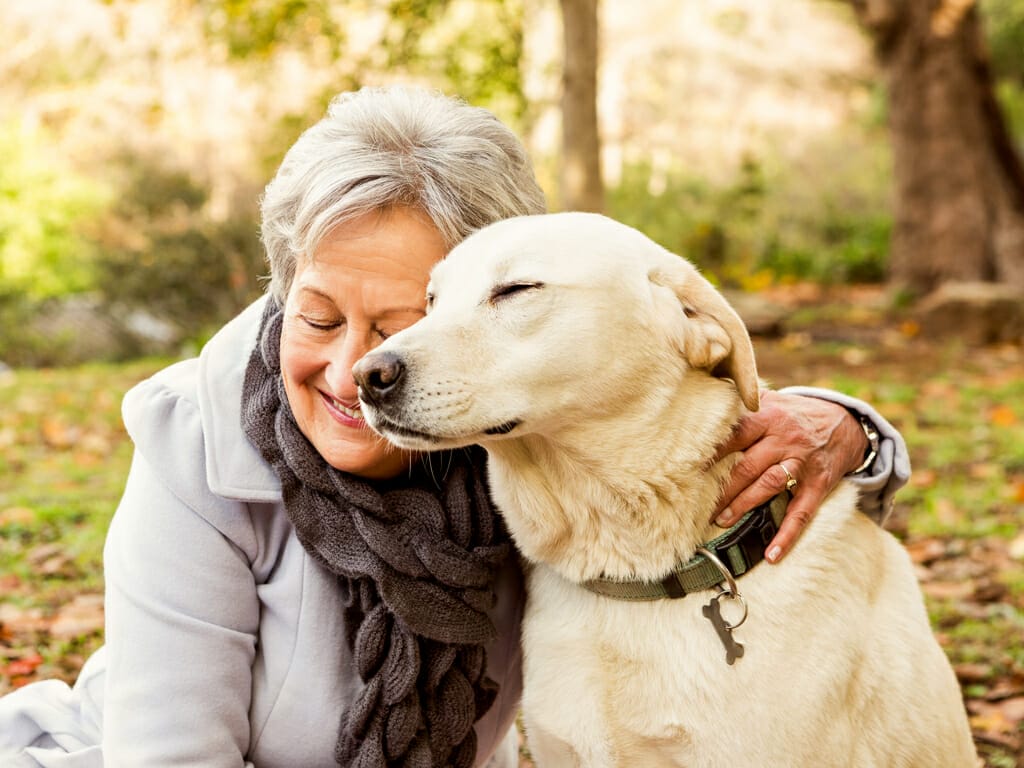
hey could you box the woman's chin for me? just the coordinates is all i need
[306,425,409,479]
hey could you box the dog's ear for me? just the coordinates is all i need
[648,256,760,412]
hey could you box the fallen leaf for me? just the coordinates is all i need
[71,451,102,468]
[0,604,49,634]
[968,463,999,480]
[921,380,956,399]
[921,580,975,600]
[899,320,920,338]
[1012,480,1024,505]
[934,498,960,526]
[905,537,947,565]
[1,653,43,678]
[996,696,1024,723]
[989,405,1017,427]
[1009,533,1024,561]
[911,469,938,488]
[77,431,112,457]
[955,663,993,683]
[0,573,22,592]
[971,579,1009,603]
[41,418,79,449]
[37,553,78,578]
[27,544,64,566]
[969,699,1022,735]
[840,347,870,365]
[780,332,812,350]
[0,507,35,526]
[49,594,105,640]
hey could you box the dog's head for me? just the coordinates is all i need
[353,212,758,453]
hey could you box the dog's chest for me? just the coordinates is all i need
[517,515,882,767]
[520,566,770,763]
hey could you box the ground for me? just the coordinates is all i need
[1,285,1022,766]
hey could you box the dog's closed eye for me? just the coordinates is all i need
[490,282,544,303]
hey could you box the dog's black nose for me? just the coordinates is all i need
[353,351,405,404]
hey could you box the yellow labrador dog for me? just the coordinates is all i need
[353,213,975,767]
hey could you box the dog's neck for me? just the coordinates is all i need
[484,375,746,583]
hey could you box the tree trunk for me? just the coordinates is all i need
[851,0,1024,295]
[559,0,604,212]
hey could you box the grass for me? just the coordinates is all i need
[0,359,169,685]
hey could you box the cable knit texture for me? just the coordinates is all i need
[240,299,509,767]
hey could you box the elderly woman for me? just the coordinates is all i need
[0,86,907,768]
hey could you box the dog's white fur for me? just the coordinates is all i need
[355,213,976,767]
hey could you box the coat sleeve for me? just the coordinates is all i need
[779,386,911,526]
[102,374,261,767]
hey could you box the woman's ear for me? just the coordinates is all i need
[647,256,760,412]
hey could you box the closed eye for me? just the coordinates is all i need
[302,316,343,332]
[490,281,543,302]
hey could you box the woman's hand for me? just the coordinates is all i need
[712,390,869,563]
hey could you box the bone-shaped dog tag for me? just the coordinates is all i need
[702,593,745,665]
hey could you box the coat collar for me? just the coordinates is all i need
[196,294,283,502]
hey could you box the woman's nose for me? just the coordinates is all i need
[324,332,373,395]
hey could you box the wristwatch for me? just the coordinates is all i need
[852,415,880,474]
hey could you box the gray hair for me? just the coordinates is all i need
[260,86,548,304]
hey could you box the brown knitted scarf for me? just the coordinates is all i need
[240,299,510,767]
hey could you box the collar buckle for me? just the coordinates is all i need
[710,497,781,578]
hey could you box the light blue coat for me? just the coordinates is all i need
[0,297,908,767]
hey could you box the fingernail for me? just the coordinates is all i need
[766,545,782,563]
[715,507,734,527]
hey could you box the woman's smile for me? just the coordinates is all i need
[319,389,365,428]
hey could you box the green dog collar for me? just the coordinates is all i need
[581,493,789,601]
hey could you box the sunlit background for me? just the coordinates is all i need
[1,2,1022,765]
[0,0,922,362]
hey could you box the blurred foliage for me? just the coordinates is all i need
[983,0,1024,85]
[0,124,111,299]
[197,0,531,218]
[983,0,1024,140]
[381,0,529,122]
[187,0,346,60]
[189,0,528,125]
[996,80,1024,140]
[608,153,890,288]
[6,0,1024,367]
[0,293,77,368]
[93,156,264,335]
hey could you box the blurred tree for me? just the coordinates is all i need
[849,0,1024,294]
[559,0,603,212]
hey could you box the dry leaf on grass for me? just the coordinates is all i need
[49,594,105,640]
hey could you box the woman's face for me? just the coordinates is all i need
[280,207,447,478]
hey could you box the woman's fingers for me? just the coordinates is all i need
[714,451,799,527]
[712,391,868,562]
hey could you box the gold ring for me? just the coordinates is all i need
[779,462,797,491]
